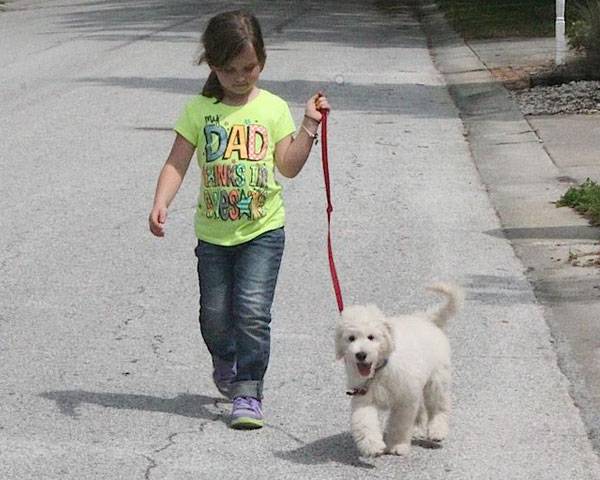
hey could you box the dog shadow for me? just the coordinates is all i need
[274,432,375,468]
[274,432,442,468]
[39,390,228,423]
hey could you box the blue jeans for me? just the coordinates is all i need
[194,227,285,399]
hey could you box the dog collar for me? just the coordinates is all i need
[346,358,388,396]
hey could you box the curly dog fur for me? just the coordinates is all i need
[335,282,463,457]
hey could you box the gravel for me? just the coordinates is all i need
[510,80,600,115]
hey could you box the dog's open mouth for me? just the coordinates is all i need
[357,362,372,377]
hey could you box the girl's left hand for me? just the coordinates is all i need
[305,92,331,123]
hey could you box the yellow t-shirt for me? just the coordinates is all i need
[175,89,296,246]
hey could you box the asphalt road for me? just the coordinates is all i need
[1,0,599,478]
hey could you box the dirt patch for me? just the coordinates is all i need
[567,248,600,267]
[489,65,546,90]
[491,56,597,91]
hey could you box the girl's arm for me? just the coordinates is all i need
[149,133,196,237]
[275,93,331,178]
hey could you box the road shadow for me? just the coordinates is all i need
[535,277,600,304]
[39,390,227,422]
[54,0,426,50]
[75,76,458,118]
[274,432,442,468]
[485,225,600,241]
[55,0,506,121]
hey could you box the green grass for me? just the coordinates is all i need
[557,179,600,226]
[435,0,575,39]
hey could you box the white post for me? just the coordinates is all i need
[556,0,567,65]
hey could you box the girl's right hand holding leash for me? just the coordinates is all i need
[275,92,331,178]
[304,92,330,126]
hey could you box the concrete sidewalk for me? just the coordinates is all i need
[468,37,600,184]
[419,0,600,453]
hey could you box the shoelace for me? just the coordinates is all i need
[234,396,261,413]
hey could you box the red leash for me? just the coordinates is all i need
[318,107,344,313]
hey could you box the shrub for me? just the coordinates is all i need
[557,179,600,226]
[568,0,600,75]
[568,19,591,51]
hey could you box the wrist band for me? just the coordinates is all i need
[304,114,320,124]
[301,124,317,138]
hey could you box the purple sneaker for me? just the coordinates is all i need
[212,357,236,399]
[230,396,263,430]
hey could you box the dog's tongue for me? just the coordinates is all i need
[358,363,372,377]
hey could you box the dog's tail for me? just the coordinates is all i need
[425,281,464,328]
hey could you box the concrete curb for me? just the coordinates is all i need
[416,0,600,454]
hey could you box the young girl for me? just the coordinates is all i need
[149,10,330,430]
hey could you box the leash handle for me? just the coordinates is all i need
[318,100,344,313]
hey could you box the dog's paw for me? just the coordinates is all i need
[413,424,428,440]
[428,417,449,442]
[387,442,411,456]
[356,437,386,458]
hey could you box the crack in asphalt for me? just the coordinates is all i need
[142,430,197,480]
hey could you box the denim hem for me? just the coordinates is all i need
[229,380,263,400]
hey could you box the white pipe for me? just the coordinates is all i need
[556,0,567,65]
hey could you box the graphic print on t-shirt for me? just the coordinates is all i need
[202,116,271,222]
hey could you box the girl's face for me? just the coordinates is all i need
[211,43,262,101]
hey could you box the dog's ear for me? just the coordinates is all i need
[380,318,394,358]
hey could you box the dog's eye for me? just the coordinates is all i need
[348,335,355,342]
[368,335,375,341]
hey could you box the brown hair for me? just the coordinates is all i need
[198,10,266,102]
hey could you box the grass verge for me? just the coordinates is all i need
[434,0,575,39]
[557,179,600,226]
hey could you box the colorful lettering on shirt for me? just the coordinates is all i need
[204,123,269,162]
[248,125,268,160]
[202,164,246,188]
[200,121,271,222]
[204,188,266,221]
[204,124,227,162]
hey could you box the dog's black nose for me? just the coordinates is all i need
[356,352,367,362]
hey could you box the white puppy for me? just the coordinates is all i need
[335,282,463,457]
